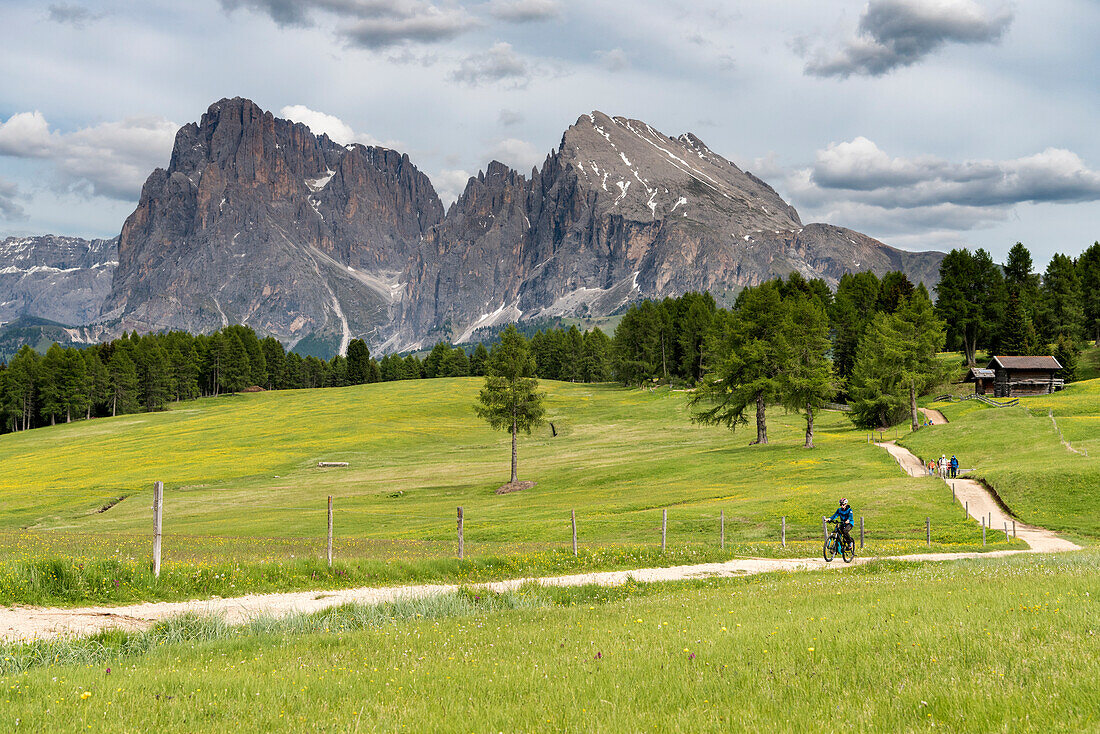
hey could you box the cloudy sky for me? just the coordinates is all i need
[1,0,1098,266]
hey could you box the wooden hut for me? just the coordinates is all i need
[963,367,995,395]
[987,356,1064,397]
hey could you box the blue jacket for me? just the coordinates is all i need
[950,457,959,468]
[829,506,853,524]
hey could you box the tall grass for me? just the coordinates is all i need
[0,551,1094,732]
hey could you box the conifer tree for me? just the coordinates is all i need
[107,349,139,417]
[346,339,371,384]
[470,342,490,376]
[475,325,545,485]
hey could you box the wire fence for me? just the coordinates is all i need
[0,495,1017,571]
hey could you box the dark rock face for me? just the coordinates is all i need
[0,235,117,327]
[102,97,443,354]
[395,111,944,349]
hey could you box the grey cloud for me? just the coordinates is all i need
[484,0,561,22]
[782,137,1100,233]
[0,178,26,221]
[341,4,477,48]
[451,42,529,86]
[805,0,1013,78]
[498,109,524,126]
[0,112,177,201]
[595,48,629,72]
[809,137,1100,208]
[221,0,477,47]
[48,3,104,27]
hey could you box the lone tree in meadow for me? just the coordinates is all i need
[475,325,546,485]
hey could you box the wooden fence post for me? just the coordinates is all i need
[571,509,577,557]
[1003,522,1010,542]
[926,517,930,546]
[327,495,333,568]
[982,518,986,546]
[152,481,163,578]
[822,517,828,542]
[965,500,968,520]
[1012,520,1016,538]
[860,516,864,549]
[457,506,464,560]
[781,516,786,548]
[952,483,955,502]
[720,510,725,550]
[661,509,667,553]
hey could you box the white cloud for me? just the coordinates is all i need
[279,104,357,143]
[452,42,529,86]
[485,138,541,172]
[805,0,1013,78]
[432,168,472,205]
[279,104,401,149]
[0,111,177,200]
[484,0,561,23]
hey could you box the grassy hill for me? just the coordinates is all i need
[907,378,1100,539]
[0,379,994,564]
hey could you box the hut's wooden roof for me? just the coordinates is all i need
[965,367,995,381]
[988,356,1062,371]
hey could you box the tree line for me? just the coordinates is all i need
[2,241,1093,439]
[935,241,1100,369]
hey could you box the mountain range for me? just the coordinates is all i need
[0,98,945,356]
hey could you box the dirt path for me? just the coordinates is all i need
[919,407,948,425]
[876,440,1080,554]
[0,548,1053,644]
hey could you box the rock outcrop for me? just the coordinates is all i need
[101,97,443,355]
[0,235,117,327]
[8,101,945,356]
[395,111,944,349]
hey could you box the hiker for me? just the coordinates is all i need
[938,454,948,479]
[927,459,935,476]
[950,455,959,479]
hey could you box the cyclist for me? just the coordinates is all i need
[827,498,854,549]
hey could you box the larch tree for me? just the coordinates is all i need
[691,281,783,445]
[778,296,834,448]
[891,289,946,432]
[474,325,545,485]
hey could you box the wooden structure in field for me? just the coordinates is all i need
[963,367,995,395]
[972,356,1065,397]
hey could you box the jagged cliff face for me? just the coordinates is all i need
[396,111,943,349]
[7,100,943,355]
[103,97,443,354]
[0,235,117,327]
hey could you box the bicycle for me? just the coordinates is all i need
[823,518,855,563]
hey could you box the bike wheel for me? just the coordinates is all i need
[823,534,836,562]
[842,539,855,563]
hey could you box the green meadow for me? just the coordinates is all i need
[0,551,1095,733]
[0,378,1021,604]
[907,377,1100,540]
